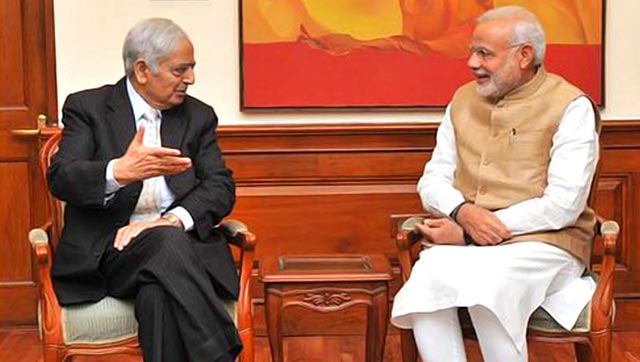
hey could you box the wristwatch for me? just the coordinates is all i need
[463,232,476,246]
[161,213,183,229]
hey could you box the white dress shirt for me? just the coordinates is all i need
[103,79,194,231]
[417,96,598,235]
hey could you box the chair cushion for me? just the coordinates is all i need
[527,301,591,333]
[61,297,137,344]
[528,270,600,333]
[61,296,237,344]
[458,272,598,334]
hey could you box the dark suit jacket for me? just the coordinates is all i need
[48,78,238,305]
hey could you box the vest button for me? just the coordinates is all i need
[479,186,487,195]
[482,158,491,165]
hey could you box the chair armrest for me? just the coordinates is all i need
[600,220,619,255]
[399,216,427,246]
[590,220,619,331]
[218,219,256,342]
[219,219,256,252]
[28,226,64,345]
[391,214,430,282]
[29,227,52,266]
[391,214,433,247]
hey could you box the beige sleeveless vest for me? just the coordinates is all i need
[450,69,600,264]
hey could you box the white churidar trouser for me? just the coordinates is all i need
[412,305,525,362]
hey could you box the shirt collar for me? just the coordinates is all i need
[126,77,159,122]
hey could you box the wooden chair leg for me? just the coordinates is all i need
[400,329,418,362]
[625,352,640,362]
[237,329,254,362]
[574,343,594,362]
[42,346,63,362]
[575,332,611,362]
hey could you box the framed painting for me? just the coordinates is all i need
[240,0,604,110]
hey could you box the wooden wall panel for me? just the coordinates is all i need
[0,284,37,325]
[219,121,640,332]
[0,0,25,107]
[219,124,434,185]
[233,186,422,257]
[0,163,32,281]
[0,163,36,324]
[225,151,428,184]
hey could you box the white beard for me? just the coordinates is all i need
[475,56,522,98]
[476,79,499,97]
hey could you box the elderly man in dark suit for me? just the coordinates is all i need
[48,18,240,362]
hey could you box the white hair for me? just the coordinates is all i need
[122,18,189,76]
[477,6,546,66]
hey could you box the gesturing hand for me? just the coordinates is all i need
[113,126,192,185]
[456,203,511,245]
[415,218,464,245]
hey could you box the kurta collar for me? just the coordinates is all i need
[500,67,547,102]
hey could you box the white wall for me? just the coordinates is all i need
[54,0,640,124]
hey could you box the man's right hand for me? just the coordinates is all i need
[456,203,511,245]
[112,126,192,185]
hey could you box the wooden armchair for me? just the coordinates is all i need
[390,211,619,362]
[391,119,618,362]
[30,131,257,362]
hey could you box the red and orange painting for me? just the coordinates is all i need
[240,0,603,109]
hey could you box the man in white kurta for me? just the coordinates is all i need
[390,6,598,362]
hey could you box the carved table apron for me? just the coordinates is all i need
[259,254,393,362]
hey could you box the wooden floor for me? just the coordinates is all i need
[2,328,639,362]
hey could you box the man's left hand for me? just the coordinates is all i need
[113,219,174,251]
[415,218,464,245]
[456,203,511,245]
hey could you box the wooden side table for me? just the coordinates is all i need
[259,254,393,362]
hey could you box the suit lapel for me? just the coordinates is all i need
[161,105,188,188]
[160,105,187,150]
[106,78,136,155]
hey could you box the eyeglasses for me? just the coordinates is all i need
[469,42,529,61]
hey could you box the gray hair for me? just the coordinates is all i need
[477,6,546,66]
[122,18,189,76]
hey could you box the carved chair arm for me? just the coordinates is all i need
[391,215,430,282]
[28,226,64,345]
[590,220,619,331]
[218,219,256,342]
[29,227,52,266]
[219,219,257,252]
[398,216,427,247]
[599,220,619,255]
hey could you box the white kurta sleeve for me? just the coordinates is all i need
[417,105,466,217]
[494,96,598,234]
